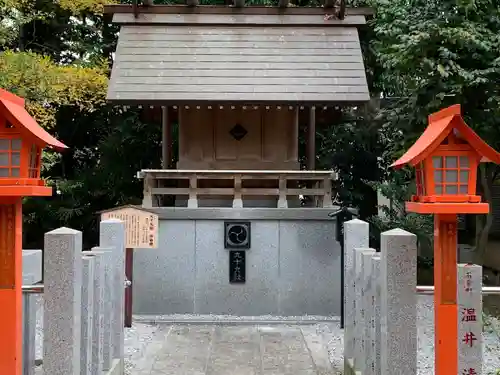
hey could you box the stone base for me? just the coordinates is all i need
[104,359,123,375]
[344,358,361,375]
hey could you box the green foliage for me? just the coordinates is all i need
[368,170,434,254]
[0,50,108,128]
[365,0,500,258]
[371,0,500,147]
[316,108,390,219]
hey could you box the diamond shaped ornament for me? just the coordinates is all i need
[229,124,248,141]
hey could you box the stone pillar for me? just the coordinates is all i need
[371,255,381,375]
[80,256,95,375]
[99,219,126,366]
[380,229,417,375]
[44,227,83,375]
[92,247,113,371]
[354,247,374,372]
[458,264,482,375]
[343,219,369,367]
[22,274,37,375]
[89,249,108,375]
[361,249,376,375]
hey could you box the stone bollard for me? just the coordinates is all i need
[22,274,37,375]
[99,218,126,373]
[44,227,83,375]
[371,255,381,375]
[361,249,376,375]
[457,264,482,375]
[380,229,417,375]
[80,256,95,375]
[343,218,369,373]
[353,247,375,373]
[89,249,109,375]
[92,247,114,371]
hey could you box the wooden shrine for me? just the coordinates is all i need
[105,1,371,209]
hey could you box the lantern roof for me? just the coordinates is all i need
[391,104,500,169]
[0,89,67,152]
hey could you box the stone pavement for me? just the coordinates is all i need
[131,324,336,375]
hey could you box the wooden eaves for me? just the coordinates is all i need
[104,4,374,18]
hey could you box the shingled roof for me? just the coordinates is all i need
[106,5,371,105]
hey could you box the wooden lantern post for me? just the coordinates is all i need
[391,104,500,375]
[0,89,67,375]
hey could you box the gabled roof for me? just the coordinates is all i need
[106,6,370,105]
[0,89,68,151]
[391,104,500,169]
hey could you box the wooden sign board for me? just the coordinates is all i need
[101,207,158,249]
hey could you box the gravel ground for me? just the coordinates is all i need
[34,295,500,374]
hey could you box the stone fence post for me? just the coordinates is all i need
[81,256,95,375]
[343,218,369,373]
[22,274,37,375]
[380,229,417,375]
[99,218,126,374]
[43,227,83,375]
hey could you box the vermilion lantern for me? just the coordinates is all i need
[393,104,500,214]
[0,88,67,375]
[0,88,67,196]
[391,104,500,375]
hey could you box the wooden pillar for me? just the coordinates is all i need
[0,199,22,375]
[161,106,172,169]
[307,106,316,170]
[434,214,458,375]
[124,248,133,328]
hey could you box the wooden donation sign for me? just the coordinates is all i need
[101,205,158,249]
[392,104,500,375]
[100,205,158,327]
[0,89,67,375]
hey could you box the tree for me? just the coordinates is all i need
[370,0,500,262]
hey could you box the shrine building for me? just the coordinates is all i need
[105,1,371,316]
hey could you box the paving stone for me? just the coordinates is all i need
[141,324,331,375]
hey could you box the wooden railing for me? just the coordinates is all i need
[137,169,337,208]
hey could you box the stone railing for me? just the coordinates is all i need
[343,219,483,375]
[22,219,126,375]
[137,169,337,208]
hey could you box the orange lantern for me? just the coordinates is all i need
[0,88,67,375]
[393,104,500,214]
[391,104,500,375]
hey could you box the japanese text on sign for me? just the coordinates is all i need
[459,265,481,375]
[101,207,158,249]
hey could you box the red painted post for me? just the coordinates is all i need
[0,199,22,375]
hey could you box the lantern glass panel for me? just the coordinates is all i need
[415,162,426,195]
[446,185,458,194]
[459,185,468,193]
[435,185,443,194]
[11,139,21,150]
[445,156,458,168]
[0,153,8,166]
[11,168,19,177]
[459,156,469,167]
[445,170,458,183]
[11,152,20,166]
[433,156,443,168]
[0,140,8,150]
[460,171,469,183]
[435,170,443,182]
